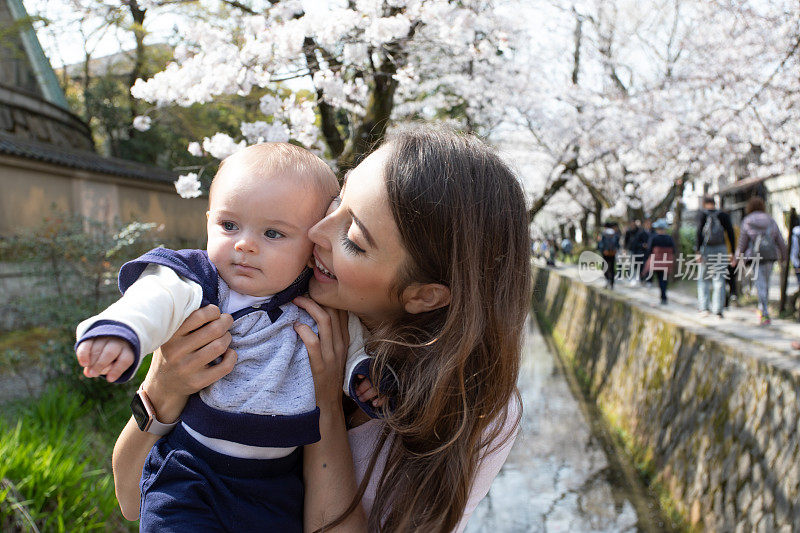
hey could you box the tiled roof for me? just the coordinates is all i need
[0,132,178,184]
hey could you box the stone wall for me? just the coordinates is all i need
[0,154,206,242]
[533,265,800,532]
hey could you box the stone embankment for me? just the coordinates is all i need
[533,265,800,532]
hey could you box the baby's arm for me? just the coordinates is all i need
[344,355,397,418]
[75,264,203,383]
[76,337,135,382]
[341,313,396,417]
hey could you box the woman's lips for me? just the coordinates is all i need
[312,252,337,282]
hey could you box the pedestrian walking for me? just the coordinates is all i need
[560,237,574,262]
[791,223,800,287]
[734,196,787,326]
[644,219,676,305]
[598,222,620,288]
[546,237,557,266]
[625,220,647,285]
[638,218,654,282]
[696,196,736,318]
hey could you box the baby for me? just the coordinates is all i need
[74,143,377,531]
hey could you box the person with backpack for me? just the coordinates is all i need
[597,221,621,288]
[624,220,647,286]
[695,196,736,318]
[643,219,676,304]
[733,196,787,325]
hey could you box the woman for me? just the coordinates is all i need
[734,196,786,326]
[112,126,530,532]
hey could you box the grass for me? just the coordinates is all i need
[0,383,137,532]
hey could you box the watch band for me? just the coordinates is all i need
[133,388,179,436]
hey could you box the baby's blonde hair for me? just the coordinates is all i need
[210,143,339,203]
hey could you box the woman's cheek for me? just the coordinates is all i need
[344,262,390,301]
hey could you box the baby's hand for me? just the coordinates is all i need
[75,336,135,383]
[354,374,389,409]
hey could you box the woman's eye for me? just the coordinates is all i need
[265,229,284,239]
[221,221,237,231]
[341,232,365,255]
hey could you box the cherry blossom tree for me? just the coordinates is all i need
[31,0,800,219]
[514,0,800,233]
[129,0,519,179]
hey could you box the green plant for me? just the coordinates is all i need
[2,213,159,320]
[677,225,696,259]
[1,213,162,400]
[0,385,136,532]
[1,214,160,327]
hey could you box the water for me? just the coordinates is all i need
[466,319,665,533]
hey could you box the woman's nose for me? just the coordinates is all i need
[308,215,333,250]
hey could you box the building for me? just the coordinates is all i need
[714,173,799,234]
[0,0,205,242]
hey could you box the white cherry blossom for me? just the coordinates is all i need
[132,115,152,132]
[174,172,202,198]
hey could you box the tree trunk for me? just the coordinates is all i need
[125,1,147,146]
[336,60,398,176]
[651,176,683,219]
[528,175,569,222]
[593,198,602,231]
[670,175,687,280]
[82,50,92,122]
[627,204,645,222]
[579,212,589,244]
[303,38,345,160]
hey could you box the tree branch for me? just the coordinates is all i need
[303,37,345,160]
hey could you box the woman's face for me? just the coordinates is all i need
[307,147,409,327]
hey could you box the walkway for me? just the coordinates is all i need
[536,261,800,380]
[548,260,800,364]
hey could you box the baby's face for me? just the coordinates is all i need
[206,160,330,297]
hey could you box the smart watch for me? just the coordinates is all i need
[131,388,179,436]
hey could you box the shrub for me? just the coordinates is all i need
[1,213,161,333]
[1,213,162,400]
[677,225,696,259]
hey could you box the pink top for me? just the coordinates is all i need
[347,399,520,532]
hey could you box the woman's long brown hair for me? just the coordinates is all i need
[321,126,531,532]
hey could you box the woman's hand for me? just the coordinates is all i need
[292,296,349,409]
[293,297,367,532]
[112,305,235,521]
[141,304,237,422]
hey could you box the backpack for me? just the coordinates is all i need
[753,224,779,261]
[702,210,725,246]
[599,232,619,257]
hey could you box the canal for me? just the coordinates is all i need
[466,318,672,533]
